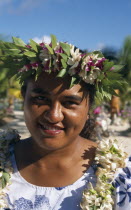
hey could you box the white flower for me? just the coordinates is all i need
[68,68,76,76]
[39,49,51,65]
[81,138,127,209]
[80,68,101,84]
[18,65,29,72]
[82,54,99,70]
[67,45,81,69]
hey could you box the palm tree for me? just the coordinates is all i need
[0,34,20,114]
[118,36,131,105]
[102,47,121,121]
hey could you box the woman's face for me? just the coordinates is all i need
[23,72,89,151]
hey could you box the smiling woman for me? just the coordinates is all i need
[0,35,130,210]
[23,73,90,150]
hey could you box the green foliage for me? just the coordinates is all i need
[24,51,36,57]
[29,39,38,52]
[60,53,68,61]
[57,69,67,77]
[1,171,10,188]
[12,37,26,47]
[60,42,70,56]
[51,34,57,49]
[61,59,67,69]
[119,36,131,85]
[70,77,77,88]
[103,60,114,72]
[0,35,21,99]
[0,34,126,102]
[45,44,53,54]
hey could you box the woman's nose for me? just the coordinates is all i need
[43,103,64,123]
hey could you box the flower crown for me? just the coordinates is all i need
[0,35,124,101]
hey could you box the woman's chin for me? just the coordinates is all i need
[31,134,66,151]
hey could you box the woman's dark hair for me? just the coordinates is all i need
[21,78,96,141]
[79,83,96,140]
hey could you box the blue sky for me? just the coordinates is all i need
[0,0,131,51]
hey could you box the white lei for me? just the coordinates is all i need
[0,129,127,209]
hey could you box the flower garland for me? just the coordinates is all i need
[0,35,126,101]
[0,129,20,209]
[80,138,128,210]
[0,129,127,209]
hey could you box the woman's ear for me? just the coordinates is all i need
[87,114,89,120]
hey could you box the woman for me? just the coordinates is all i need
[0,35,130,210]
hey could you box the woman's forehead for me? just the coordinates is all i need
[26,73,86,97]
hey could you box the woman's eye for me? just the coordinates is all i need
[64,101,78,106]
[31,96,49,103]
[36,96,47,100]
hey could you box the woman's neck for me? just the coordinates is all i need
[15,136,97,172]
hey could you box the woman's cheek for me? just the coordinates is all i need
[67,108,87,126]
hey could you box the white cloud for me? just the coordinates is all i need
[96,42,105,50]
[9,0,44,14]
[32,35,51,44]
[0,0,46,14]
[0,0,65,14]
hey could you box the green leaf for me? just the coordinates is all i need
[0,41,18,50]
[12,37,26,46]
[106,72,122,80]
[93,50,103,57]
[60,42,70,56]
[24,51,36,57]
[60,53,68,61]
[89,206,98,210]
[61,59,67,69]
[51,34,57,49]
[3,49,21,55]
[2,172,10,188]
[113,64,124,72]
[97,73,105,81]
[29,39,38,52]
[27,57,37,62]
[57,69,67,77]
[45,44,53,54]
[103,61,114,72]
[35,67,42,81]
[101,89,112,100]
[70,76,77,88]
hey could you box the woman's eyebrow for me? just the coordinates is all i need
[31,88,50,95]
[64,95,82,102]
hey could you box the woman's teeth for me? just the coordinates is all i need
[39,124,63,131]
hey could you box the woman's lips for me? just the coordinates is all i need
[38,123,64,136]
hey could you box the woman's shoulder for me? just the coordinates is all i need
[115,156,131,178]
[0,128,20,145]
[113,157,131,208]
[114,156,131,184]
[80,137,98,154]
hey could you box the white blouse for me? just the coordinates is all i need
[6,146,131,210]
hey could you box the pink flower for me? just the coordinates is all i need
[18,64,31,72]
[31,62,39,68]
[55,47,64,54]
[25,45,31,48]
[95,58,106,70]
[93,106,101,114]
[81,53,86,57]
[40,43,45,47]
[85,58,95,71]
[110,67,115,71]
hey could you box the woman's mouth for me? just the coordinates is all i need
[38,123,64,136]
